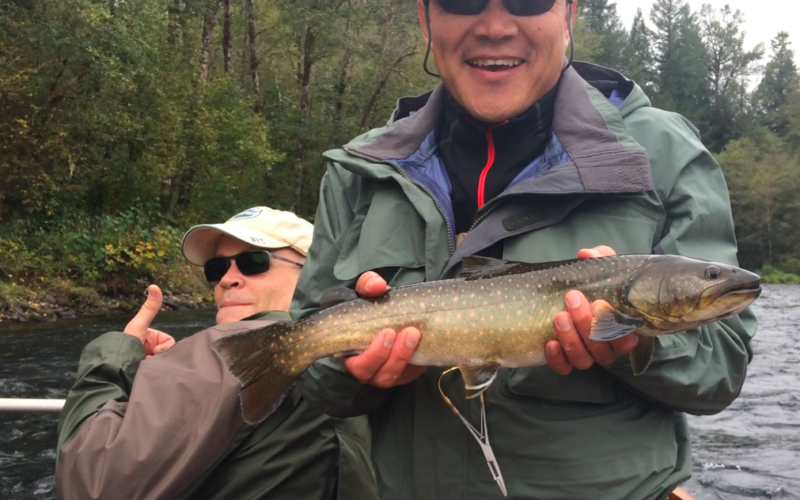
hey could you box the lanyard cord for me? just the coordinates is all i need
[438,367,508,497]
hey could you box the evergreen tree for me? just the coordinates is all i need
[754,32,799,133]
[699,4,763,151]
[650,1,708,126]
[621,8,656,95]
[579,0,628,69]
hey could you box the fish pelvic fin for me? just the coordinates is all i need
[459,362,500,399]
[630,336,655,376]
[211,320,307,425]
[588,303,644,342]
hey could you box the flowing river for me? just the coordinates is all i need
[1,286,798,499]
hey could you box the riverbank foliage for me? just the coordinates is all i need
[1,0,799,300]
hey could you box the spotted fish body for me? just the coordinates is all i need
[212,254,762,425]
[301,257,636,370]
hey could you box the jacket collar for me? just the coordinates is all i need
[344,64,654,195]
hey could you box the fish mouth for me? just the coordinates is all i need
[703,277,762,309]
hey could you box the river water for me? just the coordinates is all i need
[1,286,798,499]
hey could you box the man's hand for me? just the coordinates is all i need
[546,246,638,375]
[123,285,176,358]
[340,272,426,388]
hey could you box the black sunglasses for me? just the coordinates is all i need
[425,0,557,16]
[204,250,304,283]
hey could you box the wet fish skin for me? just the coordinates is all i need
[212,254,761,425]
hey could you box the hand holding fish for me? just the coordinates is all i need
[123,284,176,358]
[547,246,639,375]
[341,273,427,388]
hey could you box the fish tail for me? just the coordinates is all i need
[211,320,309,425]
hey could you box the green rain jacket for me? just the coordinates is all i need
[56,312,378,500]
[293,63,758,500]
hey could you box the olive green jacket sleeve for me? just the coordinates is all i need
[294,166,396,418]
[605,109,757,416]
[56,331,145,455]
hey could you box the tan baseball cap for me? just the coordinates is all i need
[181,207,313,265]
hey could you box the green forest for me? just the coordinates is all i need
[1,0,799,312]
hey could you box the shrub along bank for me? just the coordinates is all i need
[0,210,213,323]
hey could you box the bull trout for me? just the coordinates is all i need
[212,254,761,425]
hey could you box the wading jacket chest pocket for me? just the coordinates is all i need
[333,183,428,286]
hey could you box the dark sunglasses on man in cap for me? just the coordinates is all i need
[204,250,304,283]
[422,0,557,16]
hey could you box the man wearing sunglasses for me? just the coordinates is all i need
[56,207,378,500]
[294,1,756,499]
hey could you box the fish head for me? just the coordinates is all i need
[624,255,761,335]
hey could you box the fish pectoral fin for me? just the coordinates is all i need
[320,287,358,309]
[458,362,500,399]
[588,303,644,341]
[630,336,655,376]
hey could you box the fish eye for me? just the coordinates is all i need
[704,265,721,280]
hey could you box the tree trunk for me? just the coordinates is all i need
[332,18,353,128]
[222,0,231,73]
[199,0,222,83]
[293,24,317,212]
[360,50,416,129]
[246,0,261,110]
[359,0,418,129]
[333,52,351,123]
[167,0,185,46]
[766,208,774,264]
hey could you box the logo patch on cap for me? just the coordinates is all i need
[228,207,263,221]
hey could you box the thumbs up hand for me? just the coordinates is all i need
[123,285,176,357]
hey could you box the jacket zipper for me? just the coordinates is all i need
[469,198,501,232]
[343,147,456,256]
[476,129,496,208]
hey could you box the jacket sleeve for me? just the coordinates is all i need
[606,116,757,416]
[293,165,395,418]
[55,324,256,500]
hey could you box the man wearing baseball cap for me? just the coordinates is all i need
[182,206,313,323]
[56,207,378,500]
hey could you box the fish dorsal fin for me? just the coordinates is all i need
[458,256,582,281]
[458,362,500,399]
[319,287,358,309]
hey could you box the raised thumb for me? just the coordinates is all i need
[124,285,163,341]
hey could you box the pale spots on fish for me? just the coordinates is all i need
[239,254,758,387]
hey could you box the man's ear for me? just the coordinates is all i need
[418,1,430,44]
